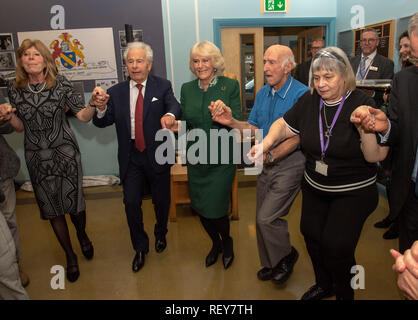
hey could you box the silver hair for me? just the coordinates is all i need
[361,28,378,39]
[123,41,153,62]
[308,46,356,92]
[408,12,418,64]
[409,12,418,37]
[281,54,296,71]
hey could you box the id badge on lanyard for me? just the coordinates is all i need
[316,93,347,176]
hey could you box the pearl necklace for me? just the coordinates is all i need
[27,82,46,94]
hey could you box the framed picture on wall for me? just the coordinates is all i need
[0,34,14,51]
[121,67,129,81]
[0,70,15,88]
[0,52,16,70]
[120,49,127,66]
[119,29,143,48]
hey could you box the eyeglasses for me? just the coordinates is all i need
[360,39,378,44]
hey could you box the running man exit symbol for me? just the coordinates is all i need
[264,0,287,12]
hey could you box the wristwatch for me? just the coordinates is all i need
[267,151,275,163]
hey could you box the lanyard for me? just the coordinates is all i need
[318,93,347,159]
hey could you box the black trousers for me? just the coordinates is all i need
[399,181,418,253]
[122,141,170,252]
[300,180,378,299]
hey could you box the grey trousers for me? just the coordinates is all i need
[0,178,20,261]
[256,150,305,269]
[0,210,28,300]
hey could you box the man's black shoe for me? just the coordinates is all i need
[155,238,167,253]
[300,284,334,300]
[383,223,399,239]
[257,267,274,281]
[374,216,392,228]
[132,251,146,272]
[272,246,299,284]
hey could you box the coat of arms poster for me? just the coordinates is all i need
[18,28,117,80]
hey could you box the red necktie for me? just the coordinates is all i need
[135,84,146,152]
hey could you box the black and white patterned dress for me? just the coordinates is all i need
[8,75,86,219]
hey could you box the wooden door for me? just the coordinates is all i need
[297,26,325,63]
[221,27,264,118]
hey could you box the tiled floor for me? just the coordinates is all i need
[15,176,401,300]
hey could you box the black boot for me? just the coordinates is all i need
[222,237,234,269]
[206,242,222,267]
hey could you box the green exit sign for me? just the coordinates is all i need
[263,0,288,13]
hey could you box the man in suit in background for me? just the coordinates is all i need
[294,38,324,86]
[356,13,418,254]
[350,28,394,107]
[93,42,181,272]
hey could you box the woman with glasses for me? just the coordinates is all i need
[249,47,387,300]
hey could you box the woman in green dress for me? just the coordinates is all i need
[180,41,241,269]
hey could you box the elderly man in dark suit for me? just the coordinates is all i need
[350,28,394,107]
[92,42,181,272]
[352,13,418,254]
[0,95,29,288]
[294,38,324,86]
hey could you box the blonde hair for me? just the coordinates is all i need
[189,41,225,76]
[15,39,58,89]
[308,46,356,92]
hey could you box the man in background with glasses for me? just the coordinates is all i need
[350,28,394,107]
[294,38,324,86]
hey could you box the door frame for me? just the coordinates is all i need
[213,17,336,51]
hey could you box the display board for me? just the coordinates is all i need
[353,20,395,59]
[0,0,166,94]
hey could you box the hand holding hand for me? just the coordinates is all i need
[391,241,418,300]
[208,100,233,126]
[161,114,176,130]
[247,140,265,166]
[90,87,109,111]
[350,105,388,133]
[0,103,16,121]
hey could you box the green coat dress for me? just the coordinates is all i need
[180,76,242,218]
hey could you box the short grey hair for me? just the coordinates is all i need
[361,28,378,39]
[408,12,418,64]
[409,12,418,37]
[123,41,153,62]
[309,46,356,92]
[281,53,296,71]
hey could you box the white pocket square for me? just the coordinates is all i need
[152,97,159,102]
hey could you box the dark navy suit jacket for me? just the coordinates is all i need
[350,53,394,106]
[93,75,181,181]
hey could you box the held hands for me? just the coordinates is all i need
[350,105,389,133]
[247,140,265,167]
[160,114,177,130]
[390,241,418,300]
[0,103,16,122]
[208,100,233,126]
[90,87,109,111]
